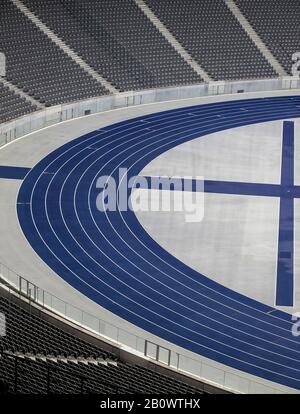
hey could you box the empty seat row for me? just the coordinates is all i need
[0,293,205,394]
[145,0,277,81]
[235,0,300,75]
[0,82,37,124]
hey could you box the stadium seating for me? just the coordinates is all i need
[0,355,117,394]
[1,0,299,126]
[0,0,108,107]
[22,0,202,91]
[2,0,298,395]
[0,295,205,394]
[235,0,300,75]
[0,297,116,361]
[145,0,276,81]
[0,83,37,123]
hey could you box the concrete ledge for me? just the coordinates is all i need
[1,78,299,148]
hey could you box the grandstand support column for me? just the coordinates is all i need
[0,77,45,109]
[225,0,288,77]
[133,0,212,83]
[10,0,119,95]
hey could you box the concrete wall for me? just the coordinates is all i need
[1,78,300,147]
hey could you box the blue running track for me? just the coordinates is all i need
[17,96,300,390]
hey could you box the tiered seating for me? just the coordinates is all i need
[0,295,204,394]
[0,297,115,361]
[0,83,37,124]
[145,0,277,80]
[22,0,202,91]
[0,354,201,394]
[1,0,296,125]
[235,0,300,75]
[0,0,108,107]
[0,357,118,394]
